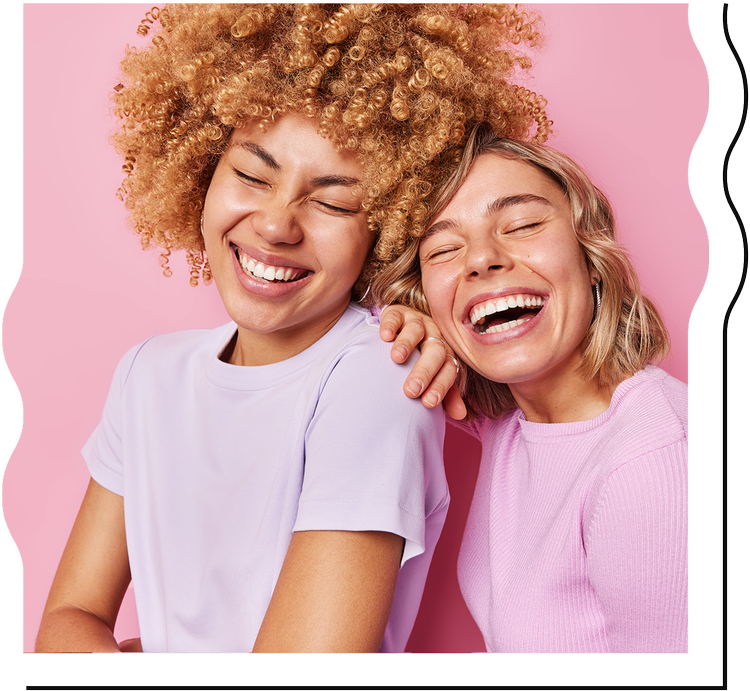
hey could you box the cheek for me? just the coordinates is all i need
[357,228,376,264]
[323,226,372,277]
[565,251,595,307]
[202,185,229,234]
[529,240,589,289]
[203,161,226,208]
[421,266,459,325]
[203,168,248,230]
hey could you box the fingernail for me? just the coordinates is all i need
[425,391,440,407]
[406,380,423,397]
[394,346,408,362]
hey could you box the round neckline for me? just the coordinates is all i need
[516,367,655,439]
[205,304,369,391]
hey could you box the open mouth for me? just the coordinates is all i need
[233,244,310,283]
[470,294,545,335]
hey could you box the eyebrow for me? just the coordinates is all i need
[233,141,281,171]
[230,141,361,188]
[487,193,552,215]
[309,174,362,188]
[425,193,553,239]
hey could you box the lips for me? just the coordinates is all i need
[468,293,545,334]
[232,243,310,283]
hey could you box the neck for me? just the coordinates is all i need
[509,365,627,424]
[223,308,349,367]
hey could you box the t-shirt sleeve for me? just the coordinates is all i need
[81,341,149,497]
[294,334,447,565]
[584,440,688,652]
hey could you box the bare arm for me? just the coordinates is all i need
[36,478,132,652]
[253,530,404,652]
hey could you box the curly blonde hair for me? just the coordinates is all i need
[112,3,549,288]
[373,124,670,419]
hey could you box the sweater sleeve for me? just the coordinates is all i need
[584,440,688,652]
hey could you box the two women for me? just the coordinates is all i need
[35,4,547,653]
[378,124,687,652]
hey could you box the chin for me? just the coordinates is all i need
[470,355,544,387]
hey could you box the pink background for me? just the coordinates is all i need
[6,4,707,653]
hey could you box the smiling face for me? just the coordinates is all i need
[420,153,598,396]
[202,113,372,365]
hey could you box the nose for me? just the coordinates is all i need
[464,233,512,278]
[253,200,304,246]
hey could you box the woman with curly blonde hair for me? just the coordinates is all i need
[377,123,687,652]
[35,4,548,653]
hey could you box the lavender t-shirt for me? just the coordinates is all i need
[83,304,448,652]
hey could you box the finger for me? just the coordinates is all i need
[418,358,460,409]
[442,384,467,421]
[391,320,429,364]
[378,305,407,342]
[403,337,449,398]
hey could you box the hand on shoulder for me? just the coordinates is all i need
[379,305,466,421]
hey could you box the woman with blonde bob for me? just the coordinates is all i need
[36,6,548,653]
[377,123,687,652]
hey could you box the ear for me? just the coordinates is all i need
[589,267,601,286]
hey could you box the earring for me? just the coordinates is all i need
[200,212,205,237]
[355,284,371,304]
[593,281,602,317]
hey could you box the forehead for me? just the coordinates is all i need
[228,113,363,172]
[435,153,566,219]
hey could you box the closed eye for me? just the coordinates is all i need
[422,245,461,262]
[505,221,542,234]
[315,200,360,215]
[233,168,269,186]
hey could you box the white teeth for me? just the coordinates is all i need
[235,248,307,283]
[469,294,544,326]
[484,315,533,334]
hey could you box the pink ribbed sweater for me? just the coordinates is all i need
[457,366,687,652]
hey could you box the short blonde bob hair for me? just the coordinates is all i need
[112,4,549,290]
[373,123,670,419]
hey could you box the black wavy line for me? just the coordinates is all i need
[723,3,748,689]
[722,13,748,322]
